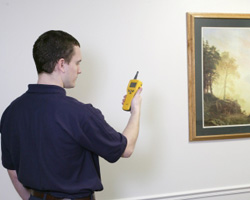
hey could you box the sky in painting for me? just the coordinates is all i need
[203,27,250,115]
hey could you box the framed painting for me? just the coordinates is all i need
[187,13,250,141]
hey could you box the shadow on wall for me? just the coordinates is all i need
[66,50,106,103]
[99,91,168,199]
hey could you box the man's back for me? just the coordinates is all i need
[1,84,127,198]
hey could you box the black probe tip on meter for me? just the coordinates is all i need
[122,71,143,111]
[134,71,139,79]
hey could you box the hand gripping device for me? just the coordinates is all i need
[122,71,142,111]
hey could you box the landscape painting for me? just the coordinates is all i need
[202,28,250,128]
[187,13,250,141]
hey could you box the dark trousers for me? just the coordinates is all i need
[29,194,96,200]
[29,196,43,200]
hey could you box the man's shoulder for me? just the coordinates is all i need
[2,93,26,113]
[64,96,104,117]
[62,96,96,113]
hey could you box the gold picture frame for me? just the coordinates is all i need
[187,13,250,141]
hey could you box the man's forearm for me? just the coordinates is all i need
[122,88,142,158]
[7,170,30,200]
[122,109,141,157]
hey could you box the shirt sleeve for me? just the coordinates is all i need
[0,110,16,170]
[78,105,127,163]
[1,137,15,170]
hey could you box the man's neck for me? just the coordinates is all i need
[37,72,63,88]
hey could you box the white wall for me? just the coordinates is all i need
[1,0,250,200]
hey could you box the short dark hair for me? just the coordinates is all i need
[33,30,80,74]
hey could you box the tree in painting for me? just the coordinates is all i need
[216,52,240,100]
[203,40,220,95]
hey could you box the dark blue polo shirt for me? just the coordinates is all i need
[0,84,127,198]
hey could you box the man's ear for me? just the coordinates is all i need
[56,58,66,73]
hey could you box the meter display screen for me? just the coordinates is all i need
[130,82,137,88]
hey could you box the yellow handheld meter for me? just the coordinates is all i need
[122,71,142,111]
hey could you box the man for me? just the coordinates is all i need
[0,30,142,200]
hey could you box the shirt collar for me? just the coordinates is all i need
[27,84,66,95]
